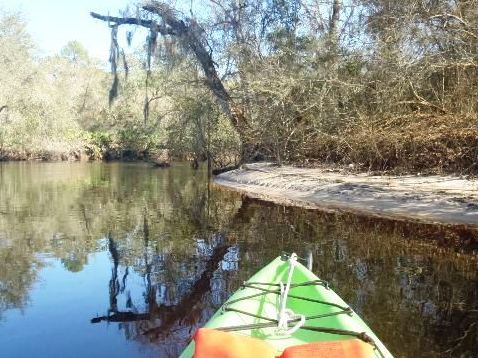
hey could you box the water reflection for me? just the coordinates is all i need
[0,162,477,357]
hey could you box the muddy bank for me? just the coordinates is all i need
[0,148,172,165]
[0,149,88,162]
[215,163,478,228]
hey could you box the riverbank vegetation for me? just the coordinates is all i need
[0,8,240,166]
[2,1,478,174]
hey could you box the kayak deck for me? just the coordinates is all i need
[180,255,393,357]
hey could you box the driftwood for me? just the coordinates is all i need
[212,164,240,175]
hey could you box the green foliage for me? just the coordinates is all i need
[0,11,100,160]
[84,131,116,160]
[61,256,86,273]
[60,40,89,64]
[3,1,478,173]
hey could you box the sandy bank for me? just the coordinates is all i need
[215,163,478,227]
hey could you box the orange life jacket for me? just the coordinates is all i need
[193,328,374,358]
[193,328,277,358]
[280,338,374,358]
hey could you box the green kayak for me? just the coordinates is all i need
[180,253,393,357]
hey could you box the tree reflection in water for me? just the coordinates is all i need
[91,231,237,356]
[0,162,477,357]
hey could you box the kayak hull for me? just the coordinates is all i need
[180,255,393,357]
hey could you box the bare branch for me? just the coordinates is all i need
[429,13,468,27]
[90,12,176,35]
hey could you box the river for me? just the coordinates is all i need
[0,162,476,357]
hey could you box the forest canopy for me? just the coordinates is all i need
[2,1,478,174]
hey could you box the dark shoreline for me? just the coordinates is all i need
[215,186,478,253]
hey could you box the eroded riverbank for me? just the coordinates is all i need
[215,163,478,228]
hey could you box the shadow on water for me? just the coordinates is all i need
[0,162,477,357]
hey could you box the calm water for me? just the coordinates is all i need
[0,162,477,357]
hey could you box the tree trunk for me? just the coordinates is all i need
[329,0,341,39]
[328,0,341,75]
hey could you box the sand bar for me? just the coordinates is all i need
[215,163,478,227]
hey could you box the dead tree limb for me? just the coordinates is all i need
[90,12,175,35]
[90,1,249,141]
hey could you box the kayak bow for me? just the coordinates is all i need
[180,253,393,357]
